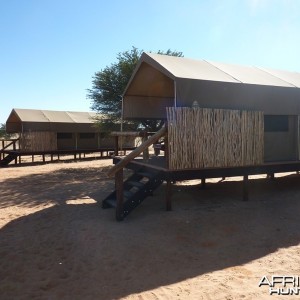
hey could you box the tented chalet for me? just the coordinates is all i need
[5,108,133,152]
[123,52,300,163]
[105,53,300,220]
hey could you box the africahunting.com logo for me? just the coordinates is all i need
[259,276,300,296]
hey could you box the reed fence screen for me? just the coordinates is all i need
[20,131,57,152]
[166,107,264,170]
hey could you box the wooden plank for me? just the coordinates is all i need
[142,135,149,162]
[111,131,143,137]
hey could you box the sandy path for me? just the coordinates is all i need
[1,159,300,299]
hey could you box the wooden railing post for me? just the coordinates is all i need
[164,125,169,169]
[142,132,149,162]
[13,140,17,164]
[114,136,119,156]
[107,126,167,178]
[115,169,124,221]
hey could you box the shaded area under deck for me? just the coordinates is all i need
[112,155,300,213]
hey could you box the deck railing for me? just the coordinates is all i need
[0,138,19,161]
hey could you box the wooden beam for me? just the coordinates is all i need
[107,126,167,177]
[114,136,119,156]
[142,134,149,162]
[111,131,145,137]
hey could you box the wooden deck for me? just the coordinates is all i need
[114,155,300,179]
[1,147,135,166]
[113,155,300,207]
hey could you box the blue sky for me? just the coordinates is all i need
[1,0,300,124]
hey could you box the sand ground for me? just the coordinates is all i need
[1,158,300,299]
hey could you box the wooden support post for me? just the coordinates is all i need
[32,155,34,162]
[243,175,249,201]
[51,154,53,161]
[13,141,17,164]
[164,126,169,169]
[114,136,119,156]
[115,169,124,221]
[166,177,172,211]
[201,178,206,189]
[142,133,149,162]
[43,154,45,163]
[107,126,167,178]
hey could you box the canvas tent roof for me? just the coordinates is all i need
[123,52,300,119]
[6,108,98,133]
[135,52,300,87]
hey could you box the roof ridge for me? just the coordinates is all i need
[65,111,77,123]
[255,66,298,88]
[41,110,52,122]
[204,60,243,83]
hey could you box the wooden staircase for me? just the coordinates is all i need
[105,126,167,221]
[0,138,20,166]
[0,151,19,166]
[102,167,163,220]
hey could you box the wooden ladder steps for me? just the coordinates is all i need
[127,181,145,188]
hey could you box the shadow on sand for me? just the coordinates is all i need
[0,169,300,299]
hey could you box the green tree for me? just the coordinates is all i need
[0,123,8,139]
[87,46,183,132]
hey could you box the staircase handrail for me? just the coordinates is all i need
[0,138,19,152]
[107,126,167,178]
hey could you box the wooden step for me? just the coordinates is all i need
[124,190,134,199]
[127,181,145,188]
[136,171,157,179]
[102,198,117,208]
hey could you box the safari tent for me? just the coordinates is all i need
[104,53,300,220]
[123,52,300,162]
[5,108,133,152]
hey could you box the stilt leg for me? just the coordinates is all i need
[166,179,172,211]
[243,175,249,201]
[201,178,206,189]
